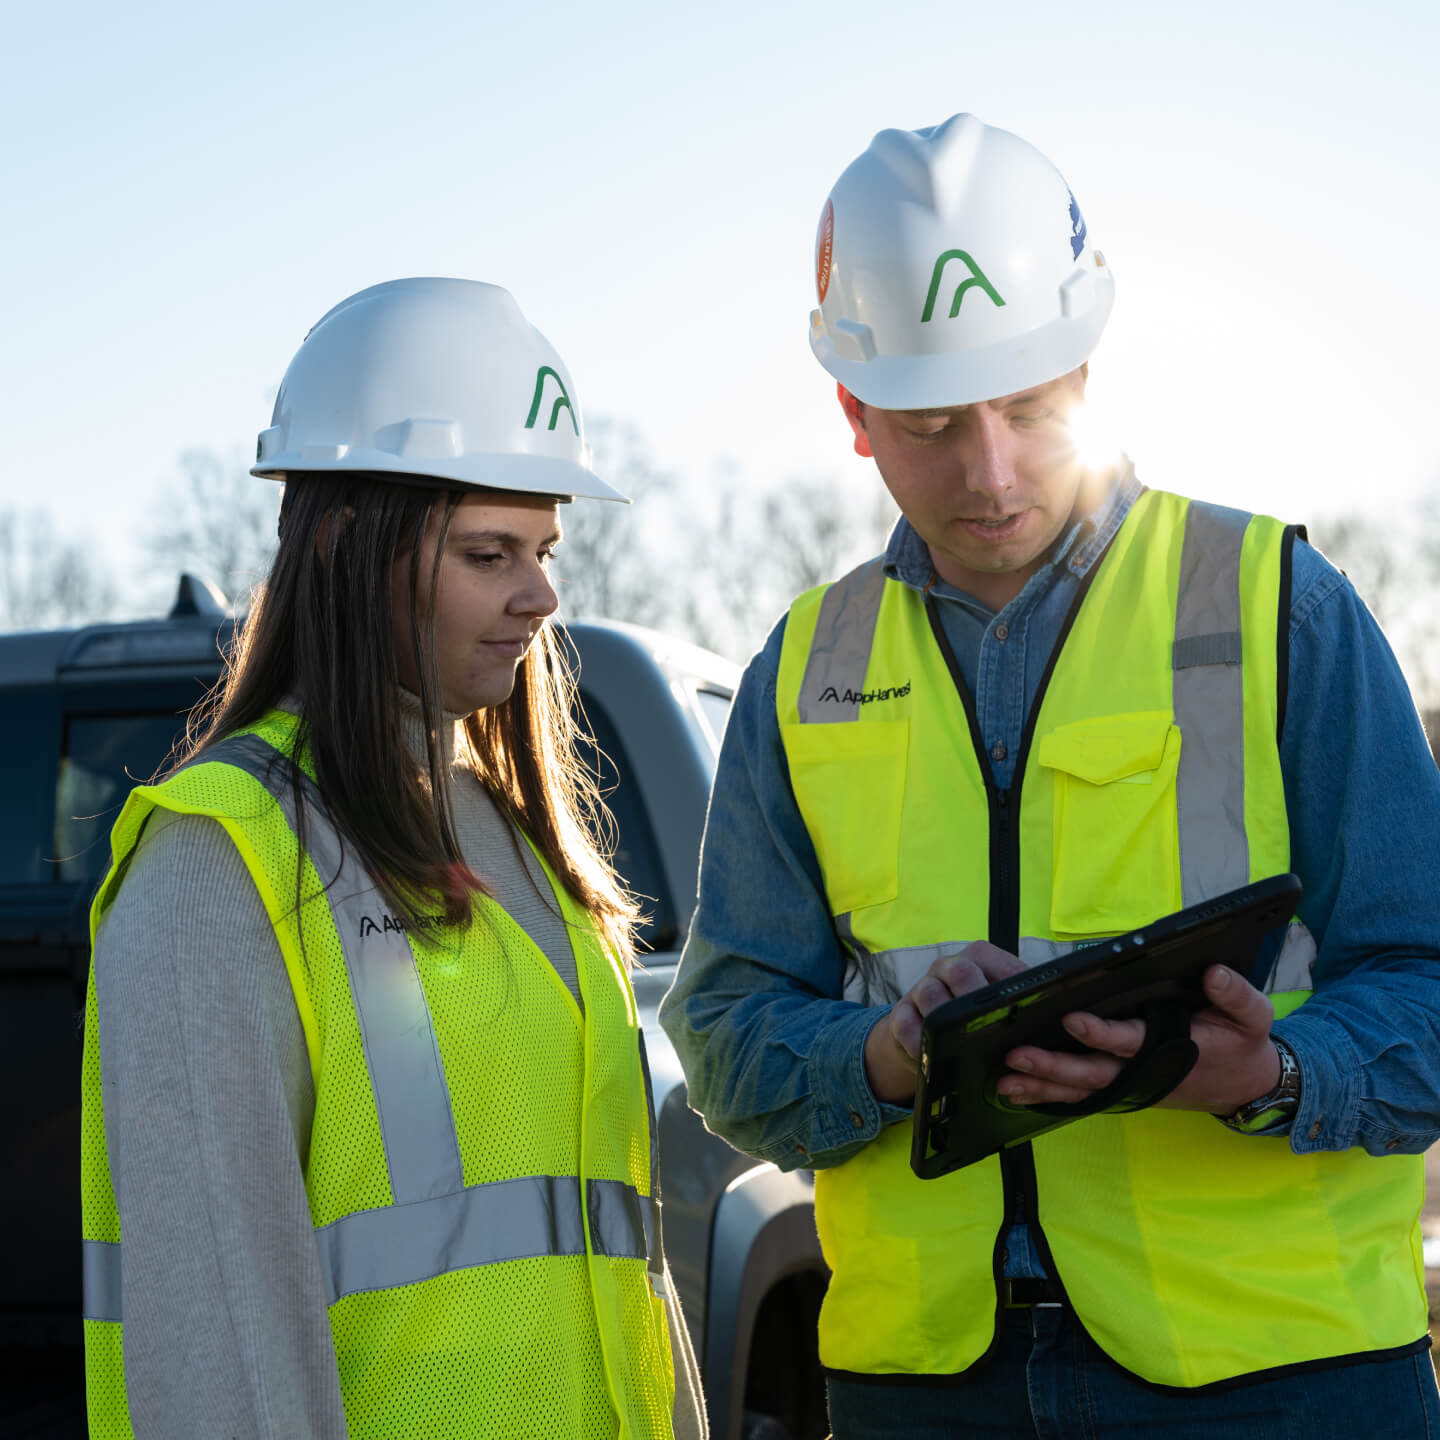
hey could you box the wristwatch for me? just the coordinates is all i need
[1218,1036,1302,1133]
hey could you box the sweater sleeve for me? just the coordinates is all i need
[664,1257,709,1440]
[93,808,348,1439]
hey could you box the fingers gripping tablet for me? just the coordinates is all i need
[910,874,1303,1178]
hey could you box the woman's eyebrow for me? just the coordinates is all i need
[449,528,562,548]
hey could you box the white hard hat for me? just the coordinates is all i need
[809,113,1115,410]
[253,277,626,502]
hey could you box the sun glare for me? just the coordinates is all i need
[1068,394,1126,475]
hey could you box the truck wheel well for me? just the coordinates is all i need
[742,1268,829,1440]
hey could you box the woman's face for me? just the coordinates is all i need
[391,491,561,713]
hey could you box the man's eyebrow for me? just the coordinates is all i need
[902,387,1060,420]
[449,528,563,548]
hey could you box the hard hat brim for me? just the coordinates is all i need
[812,287,1113,411]
[250,450,630,504]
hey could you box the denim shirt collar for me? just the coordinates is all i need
[882,460,1143,611]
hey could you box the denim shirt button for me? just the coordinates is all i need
[794,1143,808,1156]
[990,741,1007,762]
[994,623,1009,642]
[1308,1121,1323,1141]
[1385,1139,1401,1150]
[849,1110,864,1129]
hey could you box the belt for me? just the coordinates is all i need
[1001,1276,1067,1308]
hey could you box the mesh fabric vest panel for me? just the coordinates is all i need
[81,709,674,1439]
[776,490,1427,1386]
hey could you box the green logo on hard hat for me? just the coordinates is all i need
[524,366,578,434]
[921,250,1006,322]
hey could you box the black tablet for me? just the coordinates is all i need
[910,873,1302,1179]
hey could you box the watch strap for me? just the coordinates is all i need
[1219,1036,1302,1134]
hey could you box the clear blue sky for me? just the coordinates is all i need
[4,0,1437,590]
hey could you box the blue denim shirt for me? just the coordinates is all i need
[660,470,1440,1216]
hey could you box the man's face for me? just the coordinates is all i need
[848,369,1092,610]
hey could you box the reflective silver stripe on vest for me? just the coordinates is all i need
[837,912,900,1004]
[313,1173,657,1304]
[837,929,1313,1002]
[204,734,465,1206]
[89,1175,658,1317]
[193,735,657,1308]
[839,932,1102,1003]
[589,1176,654,1262]
[82,1239,123,1322]
[797,557,888,722]
[1266,920,1316,992]
[840,931,978,1005]
[1173,632,1242,669]
[1173,502,1250,904]
[1019,937,1074,967]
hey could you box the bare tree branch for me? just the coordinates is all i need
[1309,505,1440,706]
[142,447,281,609]
[550,419,679,628]
[0,508,117,631]
[680,472,898,661]
[1310,513,1402,631]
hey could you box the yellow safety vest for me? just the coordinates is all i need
[776,490,1428,1388]
[81,709,675,1439]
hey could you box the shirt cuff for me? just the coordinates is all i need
[782,1007,913,1168]
[1271,1016,1362,1152]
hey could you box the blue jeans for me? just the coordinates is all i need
[826,1307,1440,1439]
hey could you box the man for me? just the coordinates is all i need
[660,113,1440,1436]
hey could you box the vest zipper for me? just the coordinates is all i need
[989,783,1033,1252]
[924,541,1114,1296]
[924,600,1032,1264]
[990,785,1034,1253]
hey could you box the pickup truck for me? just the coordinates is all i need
[0,575,829,1440]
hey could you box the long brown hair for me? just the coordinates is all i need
[176,471,639,959]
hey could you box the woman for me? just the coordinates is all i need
[80,278,706,1439]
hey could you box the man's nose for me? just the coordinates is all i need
[964,410,1019,498]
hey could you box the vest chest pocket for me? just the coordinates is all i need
[781,719,908,916]
[1036,712,1182,936]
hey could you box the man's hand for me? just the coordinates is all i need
[865,942,1029,1104]
[996,963,1282,1115]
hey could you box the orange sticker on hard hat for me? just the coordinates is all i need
[816,199,834,304]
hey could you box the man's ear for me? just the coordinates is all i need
[837,383,873,459]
